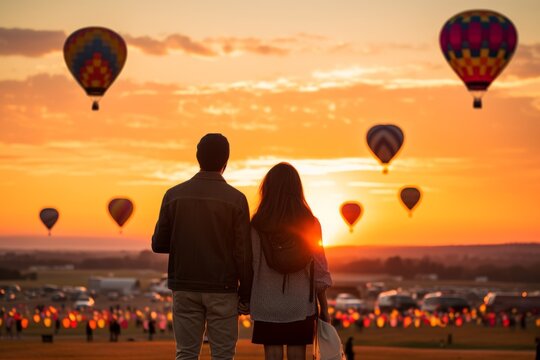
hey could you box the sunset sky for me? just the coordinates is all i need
[1,0,539,250]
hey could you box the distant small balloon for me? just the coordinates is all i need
[39,208,59,236]
[108,198,134,233]
[399,187,422,217]
[367,125,404,174]
[340,202,363,233]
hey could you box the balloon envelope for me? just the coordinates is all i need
[366,125,404,173]
[39,208,59,235]
[399,187,422,216]
[340,202,363,233]
[108,198,134,230]
[64,27,127,110]
[440,10,518,108]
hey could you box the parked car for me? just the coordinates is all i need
[42,284,60,294]
[65,286,89,301]
[421,292,470,312]
[74,295,95,310]
[335,293,366,312]
[375,290,417,313]
[51,291,67,302]
[144,291,162,302]
[0,284,22,302]
[484,292,540,313]
[149,279,172,296]
[365,282,386,299]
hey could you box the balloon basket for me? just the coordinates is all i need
[92,101,99,111]
[473,98,482,109]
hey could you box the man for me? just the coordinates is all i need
[152,133,252,360]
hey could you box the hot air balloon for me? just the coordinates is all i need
[64,27,127,111]
[366,125,404,174]
[39,208,59,236]
[108,198,134,233]
[440,10,518,109]
[399,186,422,217]
[340,202,363,233]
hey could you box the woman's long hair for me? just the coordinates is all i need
[251,162,315,233]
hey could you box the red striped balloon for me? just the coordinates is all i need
[340,202,363,233]
[366,125,404,174]
[108,198,134,233]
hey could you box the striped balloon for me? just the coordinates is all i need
[39,208,59,236]
[399,186,422,217]
[340,202,363,233]
[366,125,404,174]
[64,27,127,111]
[440,10,518,108]
[108,198,134,233]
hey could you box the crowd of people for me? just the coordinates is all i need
[0,300,538,342]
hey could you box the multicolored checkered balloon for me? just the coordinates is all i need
[64,27,127,111]
[440,10,518,109]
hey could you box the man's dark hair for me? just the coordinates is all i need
[196,133,230,171]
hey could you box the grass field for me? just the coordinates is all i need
[6,322,539,351]
[3,269,164,289]
[339,325,539,350]
[0,339,535,360]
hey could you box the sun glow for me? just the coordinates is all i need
[306,187,350,247]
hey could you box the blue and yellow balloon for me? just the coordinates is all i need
[64,27,127,111]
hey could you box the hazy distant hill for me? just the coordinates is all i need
[0,236,147,252]
[1,236,539,267]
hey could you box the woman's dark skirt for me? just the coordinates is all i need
[252,315,315,345]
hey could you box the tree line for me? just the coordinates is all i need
[0,251,539,283]
[331,256,540,283]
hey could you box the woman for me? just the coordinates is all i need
[250,162,332,360]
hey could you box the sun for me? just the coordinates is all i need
[305,187,349,247]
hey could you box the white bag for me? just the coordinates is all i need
[313,319,346,360]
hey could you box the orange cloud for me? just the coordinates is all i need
[0,27,347,58]
[123,34,217,57]
[0,28,65,56]
[125,34,295,57]
[506,43,540,79]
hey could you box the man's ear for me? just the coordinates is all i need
[220,162,228,174]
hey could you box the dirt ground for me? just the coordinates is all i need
[0,339,535,360]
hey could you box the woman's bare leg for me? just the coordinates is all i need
[264,345,284,360]
[286,345,306,360]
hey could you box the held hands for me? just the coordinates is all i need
[238,301,250,315]
[319,308,330,323]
